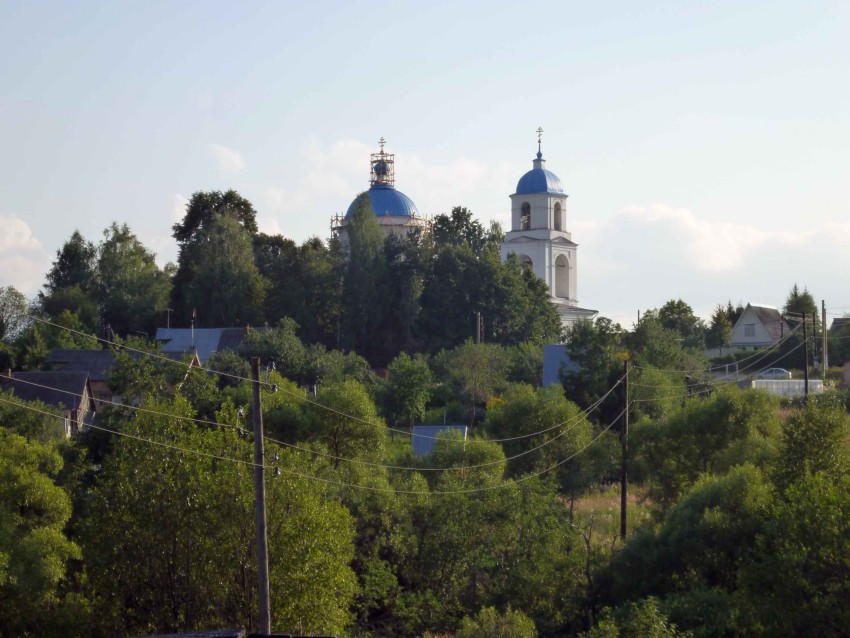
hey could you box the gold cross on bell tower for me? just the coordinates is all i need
[536,127,544,144]
[379,136,386,153]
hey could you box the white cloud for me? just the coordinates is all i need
[0,214,50,296]
[257,216,286,237]
[577,203,850,326]
[209,143,246,173]
[171,193,189,223]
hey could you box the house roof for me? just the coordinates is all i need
[735,304,789,342]
[46,348,120,380]
[2,371,93,412]
[155,327,267,363]
[830,317,850,333]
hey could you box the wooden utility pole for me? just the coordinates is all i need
[476,311,481,344]
[802,313,809,400]
[620,360,629,540]
[822,300,828,373]
[250,357,271,635]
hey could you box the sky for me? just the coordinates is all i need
[1,0,848,328]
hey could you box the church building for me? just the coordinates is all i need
[500,130,597,325]
[333,132,597,326]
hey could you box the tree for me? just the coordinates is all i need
[456,606,537,638]
[42,230,97,295]
[0,431,83,636]
[742,472,850,636]
[0,286,28,351]
[562,317,624,411]
[176,215,267,326]
[305,380,387,469]
[657,299,705,348]
[95,222,172,336]
[705,304,732,352]
[582,598,693,638]
[80,396,357,636]
[783,283,817,319]
[433,206,489,254]
[633,387,780,511]
[384,352,433,428]
[433,342,508,426]
[172,189,258,247]
[340,194,389,362]
[773,393,850,490]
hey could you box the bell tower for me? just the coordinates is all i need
[500,129,597,325]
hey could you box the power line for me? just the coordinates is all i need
[0,395,626,497]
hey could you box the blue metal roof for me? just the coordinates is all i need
[515,150,565,195]
[345,184,419,218]
[516,168,564,194]
[411,425,468,456]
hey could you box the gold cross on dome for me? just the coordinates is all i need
[379,137,386,152]
[536,127,544,144]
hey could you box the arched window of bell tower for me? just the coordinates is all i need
[555,254,569,298]
[554,202,562,231]
[519,254,533,271]
[520,202,531,230]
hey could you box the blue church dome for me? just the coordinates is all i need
[345,184,419,218]
[515,150,564,195]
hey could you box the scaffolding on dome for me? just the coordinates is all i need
[370,136,395,187]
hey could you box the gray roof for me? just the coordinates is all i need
[155,327,267,363]
[411,425,468,457]
[2,371,93,411]
[46,348,120,380]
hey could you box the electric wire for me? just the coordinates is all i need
[25,313,618,445]
[1,371,624,474]
[0,396,628,496]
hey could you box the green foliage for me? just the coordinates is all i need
[705,304,732,352]
[0,431,83,636]
[172,189,259,247]
[562,317,624,411]
[773,392,850,489]
[782,283,817,318]
[0,286,29,344]
[742,472,850,637]
[633,388,780,510]
[657,299,705,349]
[43,230,97,295]
[485,384,595,501]
[582,597,693,638]
[383,352,433,427]
[95,222,171,336]
[79,396,356,636]
[433,342,509,425]
[340,193,388,362]
[305,380,386,469]
[604,466,771,635]
[456,606,538,638]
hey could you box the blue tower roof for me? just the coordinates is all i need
[515,150,564,195]
[345,184,419,218]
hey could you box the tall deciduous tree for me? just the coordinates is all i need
[340,194,388,361]
[42,230,97,295]
[172,189,258,246]
[176,215,267,326]
[95,223,172,336]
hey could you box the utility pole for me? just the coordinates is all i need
[822,300,828,373]
[250,357,271,635]
[475,311,481,344]
[802,313,809,400]
[620,360,629,540]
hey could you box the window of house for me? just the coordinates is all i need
[744,323,755,337]
[520,203,531,230]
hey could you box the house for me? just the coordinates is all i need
[155,327,267,364]
[730,304,790,350]
[1,370,96,437]
[46,348,200,407]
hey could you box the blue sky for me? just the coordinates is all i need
[2,1,848,326]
